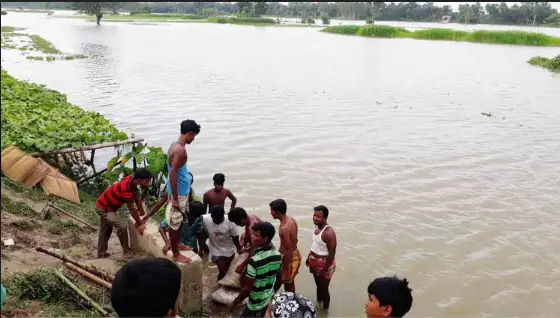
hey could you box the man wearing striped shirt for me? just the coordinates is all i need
[229,222,282,317]
[95,168,153,258]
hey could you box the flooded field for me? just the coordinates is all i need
[2,12,560,317]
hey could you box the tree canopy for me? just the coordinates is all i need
[1,2,558,26]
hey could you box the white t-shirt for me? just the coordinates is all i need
[202,214,238,258]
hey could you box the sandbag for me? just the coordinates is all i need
[211,286,248,305]
[218,252,249,288]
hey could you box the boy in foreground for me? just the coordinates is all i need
[228,222,283,317]
[111,258,181,317]
[365,276,413,317]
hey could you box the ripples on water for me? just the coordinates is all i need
[2,13,560,317]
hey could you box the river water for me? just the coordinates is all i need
[2,12,560,317]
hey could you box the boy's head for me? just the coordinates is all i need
[365,276,413,318]
[111,258,181,317]
[269,199,287,220]
[210,205,225,224]
[188,201,204,223]
[213,173,225,191]
[134,168,153,188]
[251,221,276,247]
[228,207,249,226]
[180,119,200,145]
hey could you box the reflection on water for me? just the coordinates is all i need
[2,12,560,317]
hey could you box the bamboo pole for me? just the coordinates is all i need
[31,138,145,156]
[54,269,109,316]
[35,247,115,282]
[48,203,97,231]
[64,262,112,289]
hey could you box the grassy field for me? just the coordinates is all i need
[528,55,560,71]
[58,13,322,27]
[323,25,560,46]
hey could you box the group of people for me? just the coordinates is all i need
[95,119,414,317]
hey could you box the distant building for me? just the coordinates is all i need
[441,15,452,23]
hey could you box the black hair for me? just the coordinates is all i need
[228,207,248,224]
[367,276,413,318]
[180,119,201,135]
[189,172,194,184]
[210,205,225,224]
[134,168,153,180]
[314,205,329,219]
[189,201,204,220]
[269,199,287,215]
[213,173,225,186]
[111,258,181,317]
[251,221,276,243]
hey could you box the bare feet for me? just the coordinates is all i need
[123,250,134,259]
[162,244,171,255]
[172,253,192,263]
[97,252,111,258]
[178,243,192,251]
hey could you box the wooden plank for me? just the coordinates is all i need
[31,138,145,156]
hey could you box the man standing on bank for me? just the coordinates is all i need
[95,168,152,259]
[270,199,301,293]
[306,205,337,310]
[202,173,237,213]
[166,119,201,263]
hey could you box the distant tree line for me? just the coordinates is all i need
[1,2,558,26]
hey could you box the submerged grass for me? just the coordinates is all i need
[322,25,560,46]
[29,35,60,54]
[528,55,560,71]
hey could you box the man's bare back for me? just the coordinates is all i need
[203,189,231,208]
[279,216,298,253]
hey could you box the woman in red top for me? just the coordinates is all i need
[95,168,152,258]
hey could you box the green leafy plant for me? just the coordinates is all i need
[1,70,128,153]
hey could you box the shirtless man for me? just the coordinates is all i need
[202,173,237,213]
[166,119,200,263]
[269,198,301,293]
[306,205,337,310]
[228,207,262,274]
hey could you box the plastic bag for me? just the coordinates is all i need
[218,252,249,288]
[210,286,248,305]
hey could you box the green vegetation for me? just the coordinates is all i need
[322,25,560,46]
[528,55,560,71]
[128,12,204,19]
[1,194,36,216]
[69,2,122,25]
[207,16,276,25]
[2,267,111,317]
[2,26,89,60]
[1,26,17,33]
[30,35,60,54]
[1,70,128,154]
[3,2,560,26]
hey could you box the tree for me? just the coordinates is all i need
[69,2,120,25]
[320,13,330,25]
[236,2,253,16]
[252,2,267,17]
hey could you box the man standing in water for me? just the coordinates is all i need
[306,205,337,310]
[166,119,200,263]
[269,199,301,293]
[202,173,237,213]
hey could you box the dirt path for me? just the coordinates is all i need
[1,187,123,278]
